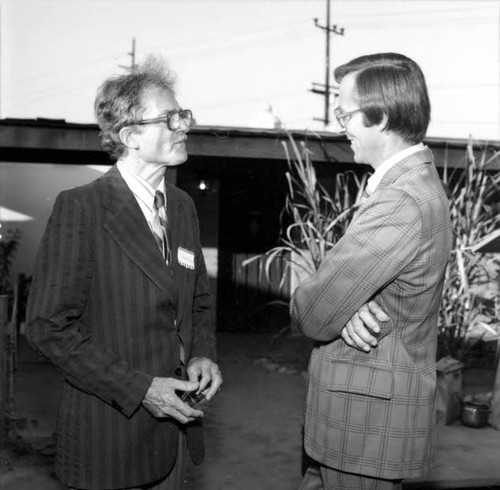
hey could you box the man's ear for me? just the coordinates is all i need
[378,112,389,133]
[119,126,140,150]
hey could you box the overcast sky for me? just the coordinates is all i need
[1,0,499,140]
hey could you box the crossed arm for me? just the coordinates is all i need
[341,300,390,352]
[292,188,422,347]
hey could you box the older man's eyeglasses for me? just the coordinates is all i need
[333,107,362,129]
[130,109,193,131]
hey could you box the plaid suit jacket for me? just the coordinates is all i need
[27,166,216,489]
[291,148,452,479]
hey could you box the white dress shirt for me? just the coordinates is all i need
[366,143,426,195]
[117,161,166,233]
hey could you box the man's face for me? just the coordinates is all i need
[135,87,189,167]
[337,72,382,167]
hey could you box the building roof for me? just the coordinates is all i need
[1,117,499,169]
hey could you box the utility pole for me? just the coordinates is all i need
[119,38,138,72]
[311,0,345,127]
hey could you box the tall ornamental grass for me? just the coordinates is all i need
[438,139,500,363]
[246,133,368,289]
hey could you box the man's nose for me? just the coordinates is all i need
[330,119,345,134]
[179,118,192,132]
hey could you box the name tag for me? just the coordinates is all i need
[177,247,195,270]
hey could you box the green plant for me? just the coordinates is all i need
[438,139,500,363]
[0,227,21,295]
[246,133,368,290]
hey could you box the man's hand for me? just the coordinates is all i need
[142,377,203,424]
[341,301,390,352]
[187,357,223,402]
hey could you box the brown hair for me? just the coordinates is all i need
[334,53,430,144]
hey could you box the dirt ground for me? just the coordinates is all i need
[1,331,498,490]
[0,331,313,490]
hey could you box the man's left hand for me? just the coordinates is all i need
[341,301,390,352]
[187,357,223,401]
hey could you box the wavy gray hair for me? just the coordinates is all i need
[94,55,177,160]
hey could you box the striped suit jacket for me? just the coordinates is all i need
[291,148,452,480]
[26,165,216,489]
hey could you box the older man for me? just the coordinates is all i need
[293,53,452,489]
[27,57,222,490]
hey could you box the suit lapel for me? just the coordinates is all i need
[377,147,434,192]
[164,182,179,268]
[164,182,186,323]
[353,148,434,221]
[102,167,178,304]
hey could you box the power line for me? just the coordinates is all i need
[4,52,123,89]
[144,23,315,62]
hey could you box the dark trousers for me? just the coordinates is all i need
[69,431,187,490]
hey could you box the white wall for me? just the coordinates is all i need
[0,162,110,279]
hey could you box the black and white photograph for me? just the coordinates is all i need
[0,1,500,489]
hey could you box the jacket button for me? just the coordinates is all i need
[111,400,122,411]
[175,367,182,376]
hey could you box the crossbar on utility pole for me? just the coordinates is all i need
[119,38,138,73]
[310,0,345,127]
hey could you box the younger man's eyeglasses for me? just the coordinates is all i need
[333,107,362,129]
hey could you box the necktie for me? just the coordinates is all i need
[152,190,171,264]
[153,191,185,365]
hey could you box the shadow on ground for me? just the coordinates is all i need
[1,331,500,490]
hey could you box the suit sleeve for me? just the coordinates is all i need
[26,192,152,417]
[291,187,422,341]
[188,198,217,361]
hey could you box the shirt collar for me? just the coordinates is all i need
[366,143,425,195]
[117,161,165,212]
